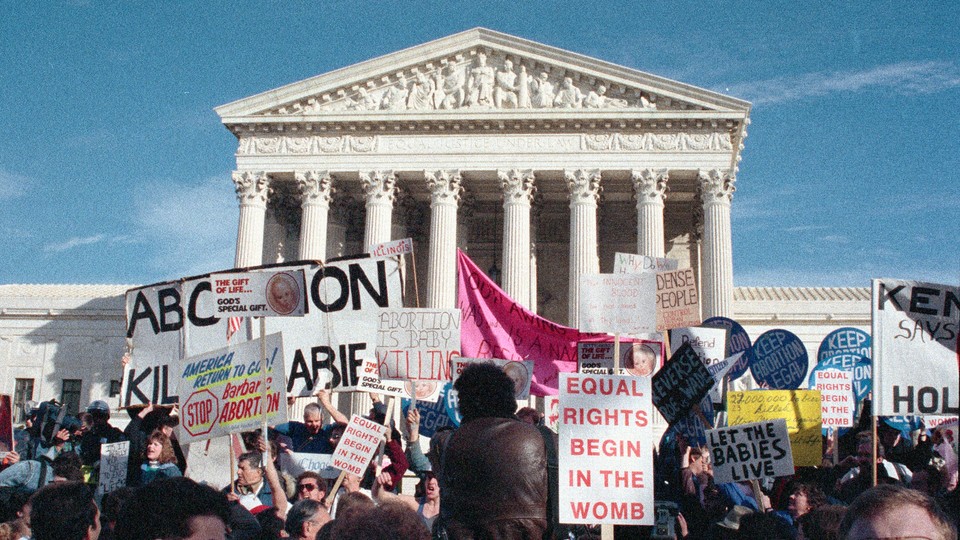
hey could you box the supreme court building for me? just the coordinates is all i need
[0,29,870,418]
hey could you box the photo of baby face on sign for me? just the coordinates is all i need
[211,270,306,317]
[453,358,534,400]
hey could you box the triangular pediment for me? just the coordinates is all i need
[216,28,750,120]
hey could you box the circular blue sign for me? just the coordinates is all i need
[702,316,753,380]
[750,329,808,389]
[817,327,871,363]
[401,382,457,437]
[443,382,462,427]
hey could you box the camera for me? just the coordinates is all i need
[31,400,83,445]
[651,500,680,540]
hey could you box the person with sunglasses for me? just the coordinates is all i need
[295,471,327,503]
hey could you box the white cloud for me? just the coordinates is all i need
[132,176,238,280]
[783,225,829,233]
[724,60,960,105]
[0,169,28,200]
[44,234,105,253]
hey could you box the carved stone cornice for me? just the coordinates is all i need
[632,168,669,204]
[698,169,736,205]
[566,169,602,203]
[295,171,334,205]
[498,169,536,204]
[232,171,271,205]
[424,170,464,205]
[359,170,398,204]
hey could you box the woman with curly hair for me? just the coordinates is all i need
[786,480,828,520]
[137,430,181,486]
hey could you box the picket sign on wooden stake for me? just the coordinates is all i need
[602,334,620,540]
[260,317,270,465]
[751,480,766,511]
[374,397,396,476]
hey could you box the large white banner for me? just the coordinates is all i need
[559,373,654,526]
[123,257,404,406]
[873,279,960,416]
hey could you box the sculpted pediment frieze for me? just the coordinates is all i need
[218,29,750,120]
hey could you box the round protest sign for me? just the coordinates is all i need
[702,316,753,380]
[750,329,808,389]
[817,327,871,363]
[401,382,457,438]
[443,382,462,427]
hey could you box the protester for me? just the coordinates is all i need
[372,470,439,531]
[114,477,232,540]
[136,431,181,486]
[785,480,827,520]
[294,471,327,503]
[403,408,431,476]
[30,482,100,540]
[124,403,186,486]
[0,451,82,491]
[839,484,957,540]
[274,391,344,454]
[837,433,913,503]
[437,363,549,539]
[78,401,126,474]
[283,499,330,540]
[795,504,845,540]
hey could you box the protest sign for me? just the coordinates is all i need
[402,383,457,438]
[613,252,678,274]
[816,353,871,402]
[210,270,306,317]
[457,250,626,395]
[368,238,414,258]
[0,395,11,454]
[443,382,462,427]
[651,343,715,424]
[279,452,340,479]
[872,279,960,416]
[452,357,534,400]
[818,327,871,363]
[577,340,664,376]
[669,327,727,367]
[331,415,388,476]
[673,397,715,447]
[559,373,654,526]
[702,317,753,380]
[97,441,130,497]
[656,268,701,331]
[545,395,560,432]
[749,330,808,390]
[707,419,794,484]
[579,273,657,335]
[356,357,407,398]
[814,369,855,429]
[727,390,822,467]
[376,308,461,381]
[123,282,185,407]
[175,333,287,445]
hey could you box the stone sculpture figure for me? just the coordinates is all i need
[494,60,519,109]
[530,72,555,108]
[466,53,495,107]
[517,65,532,108]
[353,87,381,111]
[380,76,409,111]
[584,85,628,108]
[441,64,466,109]
[554,77,583,108]
[432,71,446,109]
[406,72,436,110]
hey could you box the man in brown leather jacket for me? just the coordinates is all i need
[438,363,549,539]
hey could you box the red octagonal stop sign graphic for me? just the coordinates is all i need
[182,389,219,437]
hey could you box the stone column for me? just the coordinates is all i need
[566,169,602,327]
[425,170,463,308]
[498,169,536,309]
[698,169,736,319]
[632,168,668,258]
[296,171,334,261]
[360,170,398,250]
[232,171,271,267]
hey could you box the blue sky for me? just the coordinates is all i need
[2,2,958,287]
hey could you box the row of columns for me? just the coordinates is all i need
[232,168,736,322]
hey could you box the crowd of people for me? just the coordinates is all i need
[0,363,956,539]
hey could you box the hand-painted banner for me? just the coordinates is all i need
[97,441,130,497]
[727,390,822,467]
[457,250,623,395]
[376,308,461,381]
[368,238,414,257]
[175,333,287,444]
[707,419,794,484]
[452,357,534,400]
[702,317,753,380]
[559,373,654,526]
[651,343,715,424]
[576,340,665,376]
[279,452,340,479]
[210,270,306,317]
[123,257,404,405]
[613,252,678,274]
[872,279,960,416]
[579,273,657,335]
[750,330,808,390]
[818,327,871,363]
[331,415,387,476]
[656,268,701,331]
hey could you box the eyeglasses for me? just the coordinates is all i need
[298,483,318,492]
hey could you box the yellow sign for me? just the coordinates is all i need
[727,390,822,467]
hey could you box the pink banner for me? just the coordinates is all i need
[458,250,620,396]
